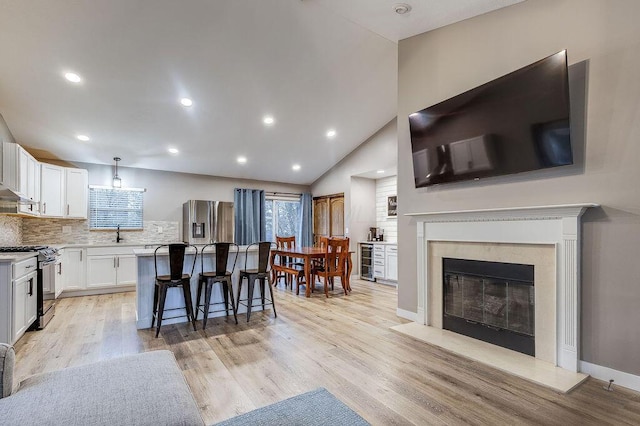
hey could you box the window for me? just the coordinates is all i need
[265,195,301,242]
[89,186,144,230]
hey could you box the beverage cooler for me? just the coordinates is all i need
[360,243,374,281]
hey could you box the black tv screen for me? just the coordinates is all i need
[409,50,572,188]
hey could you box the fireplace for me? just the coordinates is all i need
[442,258,535,356]
[406,203,597,373]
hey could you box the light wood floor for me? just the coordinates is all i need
[14,280,640,425]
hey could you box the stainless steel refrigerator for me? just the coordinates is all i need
[182,200,234,244]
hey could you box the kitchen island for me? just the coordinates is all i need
[134,245,263,329]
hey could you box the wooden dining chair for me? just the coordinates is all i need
[272,235,306,294]
[312,237,349,297]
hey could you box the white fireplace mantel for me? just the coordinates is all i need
[406,203,598,373]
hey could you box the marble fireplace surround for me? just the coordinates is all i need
[404,204,598,378]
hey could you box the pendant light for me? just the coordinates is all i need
[112,157,122,188]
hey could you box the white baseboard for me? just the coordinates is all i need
[580,361,640,392]
[396,308,416,322]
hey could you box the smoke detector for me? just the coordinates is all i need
[394,3,412,14]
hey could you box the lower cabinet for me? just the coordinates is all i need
[86,253,138,288]
[385,245,398,281]
[86,255,118,288]
[62,248,86,291]
[373,244,397,283]
[86,247,141,289]
[13,270,37,343]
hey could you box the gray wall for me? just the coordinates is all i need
[312,119,397,245]
[398,0,640,375]
[74,162,310,222]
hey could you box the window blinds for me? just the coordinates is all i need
[89,186,144,229]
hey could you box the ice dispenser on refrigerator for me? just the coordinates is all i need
[183,200,234,244]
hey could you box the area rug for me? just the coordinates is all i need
[213,387,370,426]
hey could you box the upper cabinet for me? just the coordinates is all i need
[0,142,88,219]
[40,163,65,217]
[0,141,18,193]
[40,164,87,219]
[64,168,88,219]
[17,146,40,216]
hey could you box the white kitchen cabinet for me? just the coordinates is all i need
[385,245,398,281]
[372,243,397,283]
[373,244,386,279]
[86,255,118,288]
[12,276,28,342]
[18,146,40,216]
[64,168,88,218]
[40,163,65,217]
[12,257,38,343]
[86,247,141,288]
[54,252,63,298]
[1,141,19,194]
[62,248,86,291]
[116,254,138,285]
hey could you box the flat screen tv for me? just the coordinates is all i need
[409,50,572,188]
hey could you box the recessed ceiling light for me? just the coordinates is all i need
[377,170,385,174]
[292,164,301,171]
[326,129,337,138]
[64,72,82,83]
[263,116,275,125]
[237,156,247,164]
[76,134,90,142]
[394,3,412,14]
[168,148,179,154]
[180,98,193,107]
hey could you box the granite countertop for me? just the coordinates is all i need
[134,245,258,256]
[53,242,177,249]
[358,241,397,245]
[0,252,38,262]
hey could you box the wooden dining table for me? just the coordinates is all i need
[270,246,353,297]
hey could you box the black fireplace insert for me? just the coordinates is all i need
[442,258,535,356]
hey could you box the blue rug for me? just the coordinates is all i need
[213,388,370,426]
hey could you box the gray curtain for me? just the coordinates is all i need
[299,193,313,247]
[234,188,266,245]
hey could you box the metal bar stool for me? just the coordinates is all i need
[151,243,198,337]
[236,242,277,322]
[196,242,239,329]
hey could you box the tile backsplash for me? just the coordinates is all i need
[0,216,22,246]
[376,175,397,243]
[21,218,180,245]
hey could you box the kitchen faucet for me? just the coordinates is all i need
[116,225,123,243]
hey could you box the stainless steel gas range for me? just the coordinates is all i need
[0,246,60,329]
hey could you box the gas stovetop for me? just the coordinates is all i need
[0,245,48,252]
[0,246,58,261]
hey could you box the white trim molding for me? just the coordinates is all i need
[580,361,640,393]
[396,308,417,322]
[406,203,598,373]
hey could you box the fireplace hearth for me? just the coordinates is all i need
[443,258,535,356]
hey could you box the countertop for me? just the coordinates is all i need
[134,245,259,256]
[0,252,38,262]
[358,241,397,245]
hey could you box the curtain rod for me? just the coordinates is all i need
[266,191,302,196]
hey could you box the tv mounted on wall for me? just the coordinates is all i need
[409,50,572,188]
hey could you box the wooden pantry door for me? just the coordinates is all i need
[313,193,344,245]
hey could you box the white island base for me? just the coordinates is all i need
[134,246,267,329]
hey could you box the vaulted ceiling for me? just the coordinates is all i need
[0,0,523,184]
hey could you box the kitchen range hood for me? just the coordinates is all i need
[0,185,37,214]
